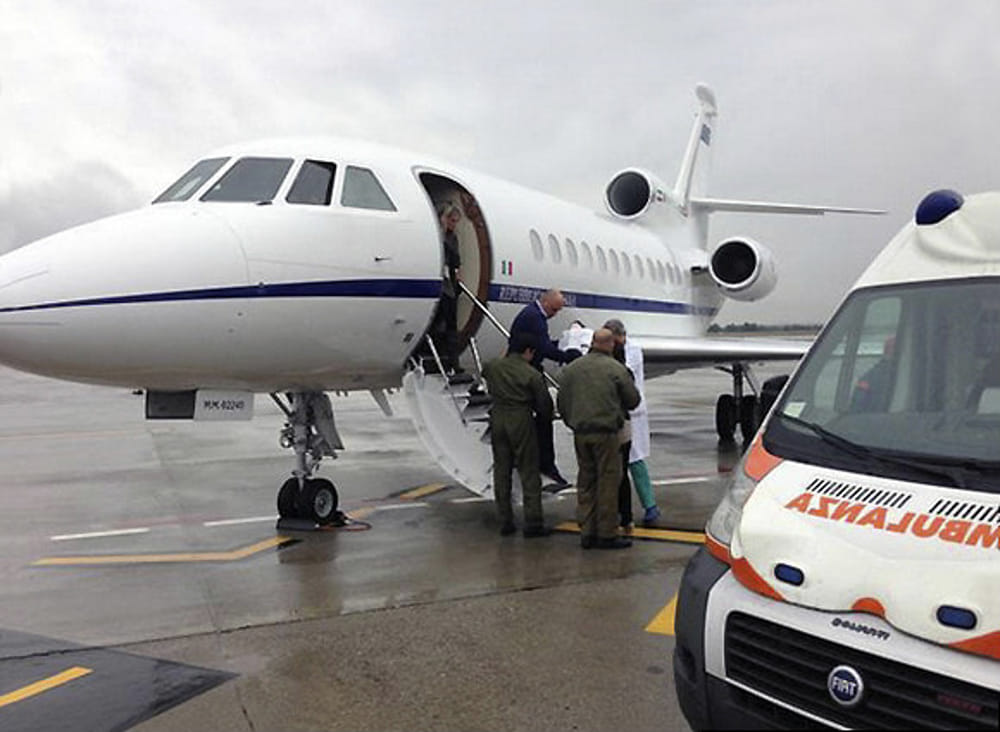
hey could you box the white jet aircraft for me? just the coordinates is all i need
[0,85,881,525]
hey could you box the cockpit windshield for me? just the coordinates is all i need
[766,278,1000,492]
[200,157,294,203]
[152,157,229,203]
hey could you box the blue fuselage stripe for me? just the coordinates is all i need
[0,278,714,317]
[488,284,716,316]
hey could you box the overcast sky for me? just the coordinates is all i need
[2,0,998,324]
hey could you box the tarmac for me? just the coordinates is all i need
[0,360,791,731]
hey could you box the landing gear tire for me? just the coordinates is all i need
[739,395,760,443]
[302,478,339,525]
[277,477,299,518]
[715,394,737,443]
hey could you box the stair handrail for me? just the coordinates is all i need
[457,281,559,390]
[423,333,468,425]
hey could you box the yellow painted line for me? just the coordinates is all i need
[0,666,93,708]
[553,521,705,545]
[32,536,292,566]
[346,506,376,520]
[398,482,449,500]
[628,526,705,544]
[646,594,678,636]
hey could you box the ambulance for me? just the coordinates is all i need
[673,190,1000,730]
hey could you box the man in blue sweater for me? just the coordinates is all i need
[508,288,580,488]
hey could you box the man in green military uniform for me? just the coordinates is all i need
[482,331,555,537]
[557,328,641,549]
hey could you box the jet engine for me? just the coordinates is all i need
[708,237,777,302]
[604,169,671,220]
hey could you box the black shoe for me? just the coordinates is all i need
[596,536,632,550]
[541,467,571,488]
[499,522,517,536]
[580,535,597,549]
[523,526,553,538]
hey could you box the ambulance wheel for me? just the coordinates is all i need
[739,395,760,442]
[303,478,339,525]
[277,477,300,518]
[715,394,737,443]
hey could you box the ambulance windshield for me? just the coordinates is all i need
[766,278,1000,492]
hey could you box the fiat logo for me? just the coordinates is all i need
[827,665,865,707]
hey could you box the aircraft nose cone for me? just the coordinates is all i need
[0,206,247,382]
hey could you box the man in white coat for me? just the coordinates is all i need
[623,334,661,526]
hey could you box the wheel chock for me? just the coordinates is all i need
[276,510,358,532]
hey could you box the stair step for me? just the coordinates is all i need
[465,393,492,408]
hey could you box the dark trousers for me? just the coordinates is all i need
[431,294,458,370]
[536,411,556,473]
[618,441,633,527]
[573,431,622,540]
[490,409,543,528]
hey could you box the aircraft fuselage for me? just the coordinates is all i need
[0,137,721,392]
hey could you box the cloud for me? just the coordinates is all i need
[0,160,142,254]
[1,0,999,322]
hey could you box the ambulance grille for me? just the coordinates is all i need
[725,612,999,730]
[928,498,1000,523]
[805,478,913,508]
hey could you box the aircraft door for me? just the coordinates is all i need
[416,173,493,365]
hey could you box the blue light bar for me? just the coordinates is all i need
[937,605,977,630]
[774,563,804,586]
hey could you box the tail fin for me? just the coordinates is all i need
[671,83,717,214]
[675,84,884,218]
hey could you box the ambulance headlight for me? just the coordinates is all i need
[706,464,757,547]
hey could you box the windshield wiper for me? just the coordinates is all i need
[776,412,969,488]
[895,453,1000,479]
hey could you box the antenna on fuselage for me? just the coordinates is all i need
[671,83,717,216]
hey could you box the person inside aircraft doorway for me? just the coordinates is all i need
[509,288,581,488]
[431,201,463,373]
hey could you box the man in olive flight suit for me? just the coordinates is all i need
[557,328,641,549]
[482,331,555,538]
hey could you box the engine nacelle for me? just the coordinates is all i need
[708,237,777,302]
[604,168,671,220]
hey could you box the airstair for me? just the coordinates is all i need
[402,283,556,496]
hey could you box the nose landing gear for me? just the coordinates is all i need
[272,392,342,526]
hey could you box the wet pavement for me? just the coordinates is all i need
[0,360,791,731]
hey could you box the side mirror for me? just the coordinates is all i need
[760,374,790,418]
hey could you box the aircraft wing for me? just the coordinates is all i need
[636,334,811,371]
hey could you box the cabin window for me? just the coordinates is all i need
[341,166,396,211]
[201,157,294,203]
[287,160,337,205]
[656,260,666,283]
[609,249,620,275]
[153,157,230,203]
[647,257,655,281]
[580,241,593,268]
[621,251,632,277]
[565,238,578,266]
[530,230,544,261]
[635,255,645,278]
[548,234,562,263]
[596,245,607,273]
